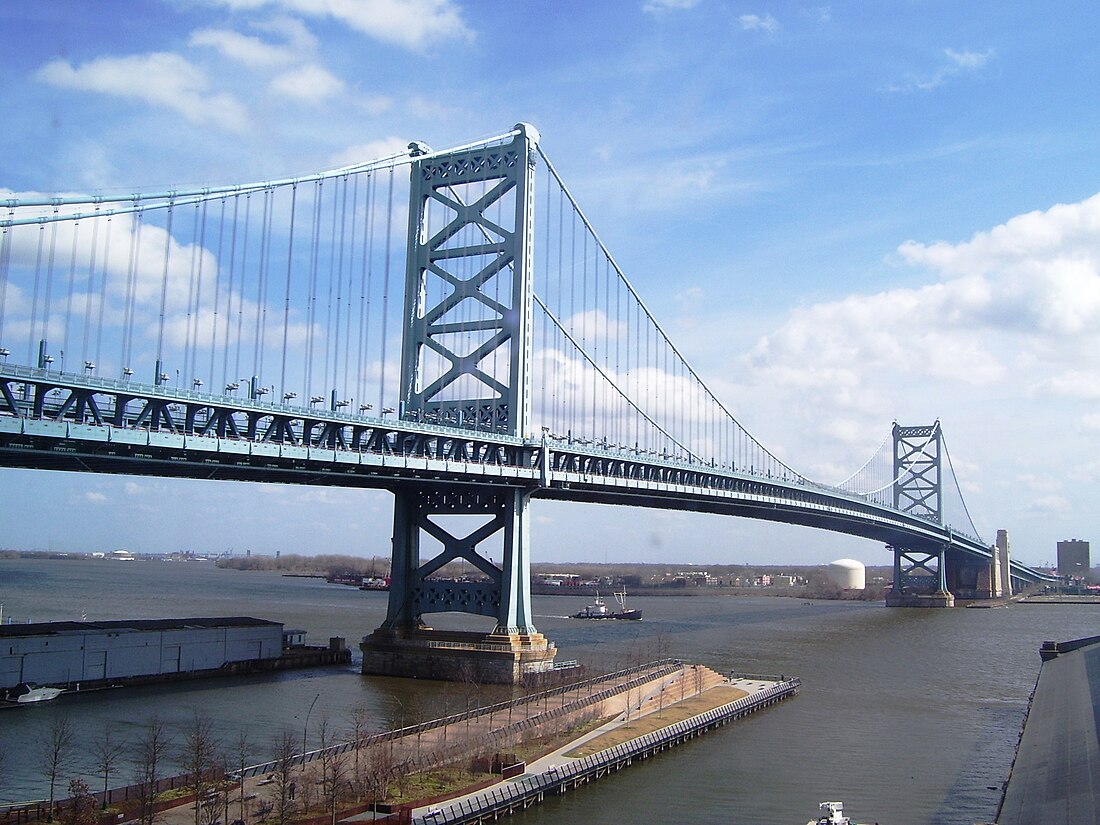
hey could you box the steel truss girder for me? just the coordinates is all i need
[0,369,1056,586]
[889,544,948,593]
[0,373,525,463]
[384,486,534,635]
[893,422,942,524]
[399,124,538,436]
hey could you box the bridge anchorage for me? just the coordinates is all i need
[0,124,1057,684]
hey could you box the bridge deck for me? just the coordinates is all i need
[998,636,1100,824]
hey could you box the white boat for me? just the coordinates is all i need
[806,801,853,825]
[4,682,65,703]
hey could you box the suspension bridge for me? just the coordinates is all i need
[0,124,1053,682]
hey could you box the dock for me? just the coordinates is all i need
[997,635,1100,824]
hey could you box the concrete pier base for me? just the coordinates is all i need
[360,627,558,685]
[885,590,955,608]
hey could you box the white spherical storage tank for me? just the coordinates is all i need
[828,558,866,590]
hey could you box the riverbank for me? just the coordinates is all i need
[139,663,798,825]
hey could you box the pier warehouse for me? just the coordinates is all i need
[0,618,284,690]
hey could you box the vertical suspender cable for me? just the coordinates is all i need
[189,199,209,388]
[305,180,323,399]
[379,166,394,411]
[222,195,241,389]
[154,202,175,380]
[209,198,227,389]
[323,177,338,397]
[27,224,44,365]
[345,173,358,399]
[62,221,80,363]
[359,172,375,408]
[234,194,251,382]
[255,188,273,384]
[122,208,142,372]
[42,213,59,357]
[183,203,201,385]
[279,183,299,400]
[333,175,349,397]
[0,225,11,346]
[81,212,100,361]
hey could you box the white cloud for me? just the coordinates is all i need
[84,491,108,503]
[739,13,779,33]
[329,137,410,167]
[945,48,994,70]
[269,64,345,101]
[206,0,473,51]
[730,189,1100,489]
[886,46,996,93]
[190,28,300,68]
[642,0,700,13]
[1025,495,1071,515]
[37,52,247,132]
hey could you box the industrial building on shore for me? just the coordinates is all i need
[1,617,348,692]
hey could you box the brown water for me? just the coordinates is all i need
[1,557,1096,824]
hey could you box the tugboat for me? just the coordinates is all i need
[806,801,855,825]
[571,590,641,620]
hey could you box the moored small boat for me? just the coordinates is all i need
[4,682,65,704]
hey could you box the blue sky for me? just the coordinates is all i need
[2,0,1100,569]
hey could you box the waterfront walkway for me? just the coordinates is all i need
[400,674,792,825]
[150,664,796,825]
[997,635,1100,825]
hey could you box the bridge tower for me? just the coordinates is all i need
[360,124,558,683]
[886,422,954,607]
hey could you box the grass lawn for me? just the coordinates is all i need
[564,685,749,757]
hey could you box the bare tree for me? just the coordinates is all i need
[232,730,251,824]
[91,724,127,810]
[270,728,298,825]
[363,741,397,803]
[133,717,169,825]
[59,778,98,825]
[179,712,221,825]
[347,706,369,801]
[317,717,348,825]
[39,715,75,821]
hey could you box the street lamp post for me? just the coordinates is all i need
[302,693,319,769]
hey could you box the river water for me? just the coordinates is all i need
[1,557,1095,824]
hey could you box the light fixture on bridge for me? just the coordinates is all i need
[254,386,270,399]
[381,406,395,417]
[359,403,373,413]
[225,382,240,394]
[0,347,9,362]
[158,372,170,385]
[310,395,324,406]
[83,361,96,374]
[334,398,350,409]
[283,391,297,402]
[42,354,54,369]
[408,141,432,157]
[192,378,203,390]
[122,367,133,381]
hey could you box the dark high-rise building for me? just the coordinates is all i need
[1056,539,1090,577]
